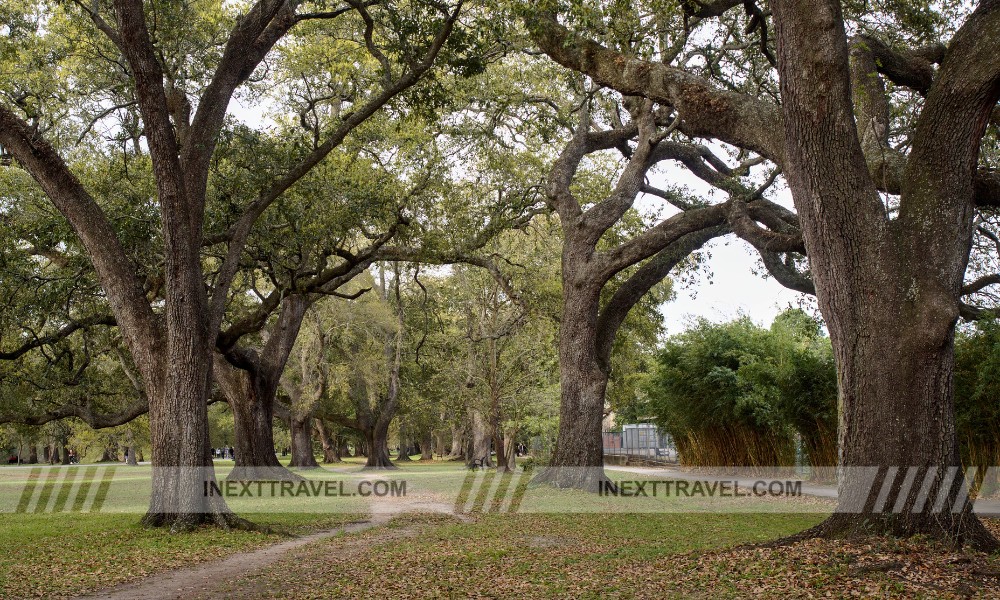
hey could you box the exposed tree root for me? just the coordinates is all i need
[768,512,1000,552]
[226,465,307,482]
[140,510,266,534]
[531,466,612,493]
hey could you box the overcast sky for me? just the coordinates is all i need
[660,237,808,336]
[645,159,810,337]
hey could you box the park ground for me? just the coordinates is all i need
[2,458,1000,598]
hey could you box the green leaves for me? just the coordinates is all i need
[954,322,1000,483]
[644,310,837,467]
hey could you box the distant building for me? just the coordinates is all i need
[603,422,676,463]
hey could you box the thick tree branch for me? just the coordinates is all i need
[595,225,727,369]
[728,199,806,253]
[217,216,402,351]
[685,0,745,18]
[0,397,149,429]
[849,36,903,193]
[899,0,1000,281]
[208,2,463,333]
[0,315,117,361]
[975,171,1000,208]
[0,107,161,368]
[962,273,1000,295]
[529,11,1000,211]
[855,35,941,94]
[759,251,815,295]
[771,0,886,303]
[599,202,729,279]
[526,14,785,162]
[113,0,192,226]
[185,1,297,191]
[960,302,997,321]
[579,101,661,243]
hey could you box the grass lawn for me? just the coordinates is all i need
[3,458,999,598]
[0,458,367,598]
[0,511,360,598]
[199,511,824,598]
[202,510,1000,599]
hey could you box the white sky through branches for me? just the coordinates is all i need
[229,95,809,340]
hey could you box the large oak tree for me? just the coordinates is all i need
[0,0,465,529]
[526,0,1000,546]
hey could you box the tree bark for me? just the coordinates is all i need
[770,0,1000,549]
[215,295,311,480]
[123,430,138,465]
[448,423,464,460]
[363,419,396,469]
[467,408,494,468]
[315,419,342,463]
[535,285,609,489]
[396,423,414,462]
[485,334,511,472]
[289,416,320,468]
[358,266,405,471]
[491,423,509,471]
[433,429,446,458]
[502,437,516,471]
[215,357,299,480]
[420,430,434,461]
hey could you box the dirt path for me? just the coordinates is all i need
[74,495,465,600]
[71,519,382,600]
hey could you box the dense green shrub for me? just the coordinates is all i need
[954,322,1000,493]
[645,310,837,469]
[645,311,1000,482]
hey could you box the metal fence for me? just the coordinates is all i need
[603,424,678,464]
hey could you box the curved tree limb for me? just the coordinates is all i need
[759,251,815,295]
[526,14,785,162]
[0,315,117,361]
[0,397,150,428]
[595,225,728,369]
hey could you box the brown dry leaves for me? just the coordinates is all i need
[194,513,1000,599]
[634,534,1000,599]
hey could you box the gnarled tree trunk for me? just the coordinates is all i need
[535,287,608,489]
[289,415,320,468]
[467,408,494,468]
[396,423,414,462]
[448,423,464,460]
[316,419,342,463]
[363,419,395,469]
[216,296,311,480]
[771,0,1000,549]
[215,358,298,480]
[358,266,406,471]
[420,430,434,461]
